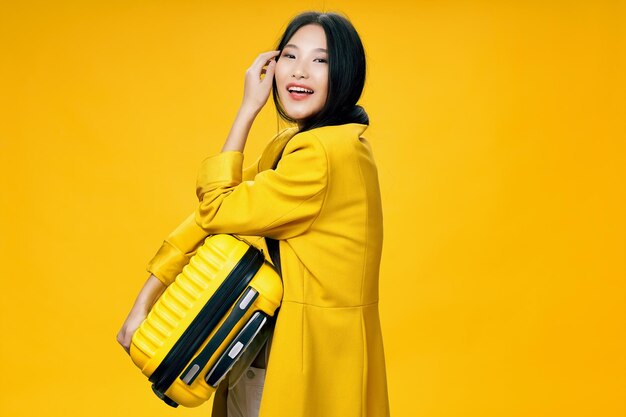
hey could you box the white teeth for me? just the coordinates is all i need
[288,86,314,94]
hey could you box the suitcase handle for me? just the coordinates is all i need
[204,311,269,387]
[179,287,260,385]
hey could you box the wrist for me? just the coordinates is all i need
[238,103,260,121]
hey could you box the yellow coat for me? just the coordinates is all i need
[146,123,390,417]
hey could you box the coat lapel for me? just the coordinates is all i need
[258,126,299,172]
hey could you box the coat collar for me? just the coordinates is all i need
[258,123,368,172]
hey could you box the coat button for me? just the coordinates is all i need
[246,369,256,379]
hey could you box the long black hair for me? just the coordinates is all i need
[272,11,369,132]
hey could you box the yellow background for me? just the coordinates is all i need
[1,1,624,416]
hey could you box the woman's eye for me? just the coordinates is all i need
[283,53,295,59]
[314,58,328,63]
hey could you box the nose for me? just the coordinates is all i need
[292,62,308,79]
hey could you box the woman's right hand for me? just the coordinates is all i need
[240,50,281,115]
[221,50,282,152]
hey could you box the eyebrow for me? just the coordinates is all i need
[283,44,328,53]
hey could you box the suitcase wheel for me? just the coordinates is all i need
[151,384,179,408]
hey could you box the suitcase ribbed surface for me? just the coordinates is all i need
[133,237,230,362]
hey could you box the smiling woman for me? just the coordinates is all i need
[272,12,369,132]
[117,10,389,417]
[274,24,329,123]
[274,25,328,122]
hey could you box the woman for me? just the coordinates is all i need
[117,11,390,417]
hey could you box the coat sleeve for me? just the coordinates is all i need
[145,133,326,286]
[242,154,261,181]
[146,155,265,286]
[195,131,328,239]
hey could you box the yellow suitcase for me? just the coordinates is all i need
[130,234,283,408]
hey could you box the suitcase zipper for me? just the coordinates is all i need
[150,245,265,395]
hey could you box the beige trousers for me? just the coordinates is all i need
[226,366,266,417]
[211,316,274,417]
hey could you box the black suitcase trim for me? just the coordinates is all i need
[150,244,265,396]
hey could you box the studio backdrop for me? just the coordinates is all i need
[0,1,624,416]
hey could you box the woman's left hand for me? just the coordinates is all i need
[241,50,281,115]
[117,306,148,355]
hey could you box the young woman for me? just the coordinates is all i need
[117,11,390,417]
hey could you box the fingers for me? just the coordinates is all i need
[241,50,281,112]
[261,59,276,84]
[260,58,276,75]
[255,50,281,64]
[250,50,280,76]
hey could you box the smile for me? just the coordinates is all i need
[285,83,315,101]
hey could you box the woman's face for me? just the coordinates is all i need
[275,24,329,124]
